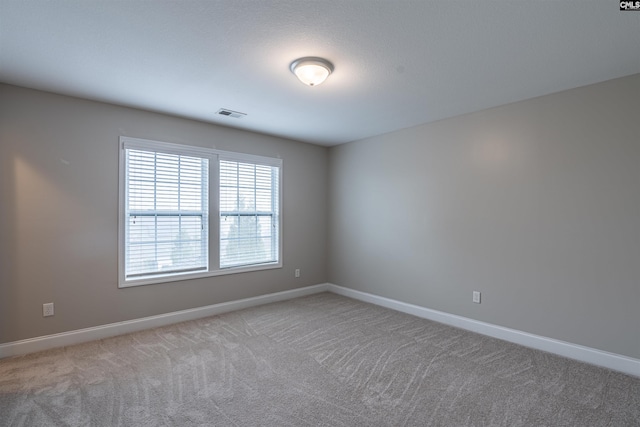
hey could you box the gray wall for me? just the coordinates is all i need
[3,74,639,360]
[328,74,640,359]
[0,84,328,344]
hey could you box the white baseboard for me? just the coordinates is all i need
[2,282,638,378]
[327,284,640,378]
[0,283,330,359]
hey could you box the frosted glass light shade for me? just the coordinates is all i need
[290,57,334,86]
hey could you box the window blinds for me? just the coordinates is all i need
[219,160,279,268]
[125,149,209,278]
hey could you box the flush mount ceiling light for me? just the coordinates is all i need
[290,57,334,86]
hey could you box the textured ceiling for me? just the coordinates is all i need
[1,1,638,146]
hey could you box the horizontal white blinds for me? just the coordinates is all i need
[219,159,279,268]
[125,149,209,278]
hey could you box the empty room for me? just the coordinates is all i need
[1,1,639,425]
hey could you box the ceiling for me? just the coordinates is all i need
[1,1,638,146]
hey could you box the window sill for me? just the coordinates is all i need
[118,262,282,288]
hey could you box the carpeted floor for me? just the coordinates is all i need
[0,292,638,426]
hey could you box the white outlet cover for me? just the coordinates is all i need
[473,291,481,304]
[43,303,54,317]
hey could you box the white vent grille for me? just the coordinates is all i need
[216,108,246,119]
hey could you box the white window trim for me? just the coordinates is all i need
[118,136,283,288]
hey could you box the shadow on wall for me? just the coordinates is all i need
[0,136,18,343]
[0,140,94,343]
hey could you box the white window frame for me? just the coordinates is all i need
[118,136,282,288]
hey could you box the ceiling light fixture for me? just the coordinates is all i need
[290,57,334,87]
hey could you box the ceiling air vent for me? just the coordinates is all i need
[216,108,246,119]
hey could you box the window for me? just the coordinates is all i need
[119,137,282,287]
[125,148,209,278]
[219,160,280,268]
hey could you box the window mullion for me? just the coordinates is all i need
[154,153,159,272]
[253,165,257,258]
[177,156,182,268]
[209,155,219,271]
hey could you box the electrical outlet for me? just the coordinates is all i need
[295,269,300,278]
[472,291,481,304]
[43,303,54,317]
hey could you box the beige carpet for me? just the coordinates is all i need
[1,292,638,426]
